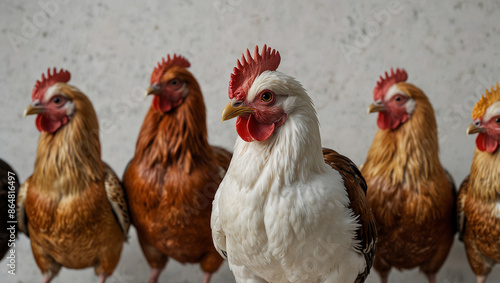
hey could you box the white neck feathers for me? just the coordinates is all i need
[228,92,327,191]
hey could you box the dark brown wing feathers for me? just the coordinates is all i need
[457,175,469,241]
[322,148,376,283]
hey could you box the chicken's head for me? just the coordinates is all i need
[24,68,77,133]
[367,68,423,130]
[467,83,500,153]
[221,45,307,142]
[147,54,193,113]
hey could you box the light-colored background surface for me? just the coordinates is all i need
[2,0,500,282]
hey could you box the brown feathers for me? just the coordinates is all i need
[135,71,210,173]
[123,59,231,281]
[458,149,500,277]
[468,149,500,200]
[20,79,129,282]
[32,85,103,195]
[362,81,456,277]
[364,83,441,191]
[458,84,500,280]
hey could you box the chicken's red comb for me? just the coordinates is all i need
[229,44,281,100]
[373,68,408,101]
[150,54,190,84]
[32,68,71,101]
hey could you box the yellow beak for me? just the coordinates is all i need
[367,103,386,114]
[24,103,45,117]
[466,123,484,135]
[221,102,254,122]
[145,84,162,96]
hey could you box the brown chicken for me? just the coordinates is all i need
[361,68,456,283]
[458,83,500,283]
[122,55,231,283]
[18,68,130,283]
[0,159,19,260]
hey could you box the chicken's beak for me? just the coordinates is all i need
[466,123,484,135]
[24,103,45,117]
[221,102,254,122]
[367,102,385,114]
[146,84,162,96]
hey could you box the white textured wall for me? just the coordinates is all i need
[2,0,500,282]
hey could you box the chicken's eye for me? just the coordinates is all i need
[51,95,68,107]
[261,92,273,103]
[496,117,500,124]
[167,79,183,91]
[393,95,408,105]
[169,79,182,86]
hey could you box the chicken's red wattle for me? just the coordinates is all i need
[236,114,275,142]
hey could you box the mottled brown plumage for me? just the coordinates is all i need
[122,56,231,283]
[0,159,19,260]
[322,148,377,283]
[458,85,500,283]
[18,69,129,283]
[458,152,500,283]
[362,76,456,283]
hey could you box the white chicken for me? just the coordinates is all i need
[211,45,376,283]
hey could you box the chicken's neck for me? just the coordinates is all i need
[33,107,103,195]
[469,149,500,200]
[230,97,328,191]
[135,96,212,173]
[363,100,444,189]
